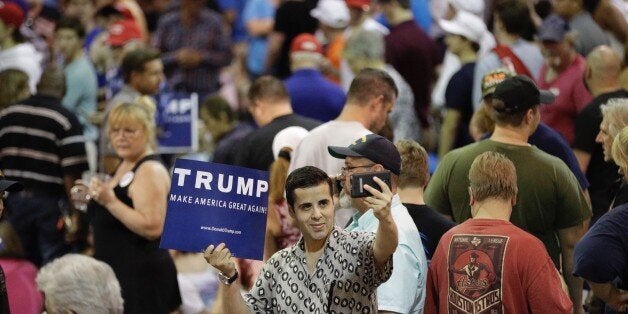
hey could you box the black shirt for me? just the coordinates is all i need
[271,0,318,78]
[573,89,628,222]
[404,203,456,260]
[234,113,320,170]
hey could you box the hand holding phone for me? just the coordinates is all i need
[350,171,391,198]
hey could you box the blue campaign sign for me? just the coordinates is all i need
[156,92,198,154]
[160,158,269,260]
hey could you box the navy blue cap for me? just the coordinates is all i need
[328,134,401,175]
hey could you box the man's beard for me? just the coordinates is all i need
[338,189,353,209]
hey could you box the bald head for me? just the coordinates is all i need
[587,46,621,80]
[586,45,622,95]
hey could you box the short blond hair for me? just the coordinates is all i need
[612,126,628,176]
[396,139,430,188]
[468,151,518,202]
[107,98,157,149]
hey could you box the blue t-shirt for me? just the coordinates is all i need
[285,69,345,122]
[242,0,275,75]
[445,62,475,149]
[218,0,249,42]
[573,203,627,313]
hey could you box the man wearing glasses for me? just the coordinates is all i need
[328,133,428,313]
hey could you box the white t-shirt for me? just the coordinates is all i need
[289,120,372,176]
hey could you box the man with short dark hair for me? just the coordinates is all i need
[55,17,98,171]
[289,68,397,176]
[111,48,164,107]
[329,134,427,313]
[425,75,591,310]
[234,76,320,170]
[0,65,89,266]
[426,151,572,313]
[203,165,398,312]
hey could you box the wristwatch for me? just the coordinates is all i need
[218,270,239,285]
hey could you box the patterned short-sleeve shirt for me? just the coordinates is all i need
[245,226,393,313]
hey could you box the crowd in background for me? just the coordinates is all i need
[0,0,626,312]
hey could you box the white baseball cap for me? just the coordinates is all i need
[310,0,350,29]
[438,11,486,44]
[272,126,310,160]
[448,0,484,17]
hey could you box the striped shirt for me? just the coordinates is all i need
[0,95,89,195]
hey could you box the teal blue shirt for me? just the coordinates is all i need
[346,194,428,313]
[62,54,98,141]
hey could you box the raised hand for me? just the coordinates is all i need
[203,243,237,277]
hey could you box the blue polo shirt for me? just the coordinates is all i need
[284,69,345,122]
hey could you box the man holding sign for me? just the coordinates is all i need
[204,166,398,312]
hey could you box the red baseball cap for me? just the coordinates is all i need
[345,0,370,9]
[107,19,142,47]
[290,33,323,54]
[0,1,24,29]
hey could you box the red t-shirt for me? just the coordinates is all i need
[425,219,572,313]
[537,55,593,145]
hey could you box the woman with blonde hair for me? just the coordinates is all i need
[86,101,181,313]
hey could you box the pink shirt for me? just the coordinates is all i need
[537,55,593,144]
[0,258,43,314]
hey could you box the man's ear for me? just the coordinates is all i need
[468,187,475,206]
[369,94,384,109]
[510,195,517,207]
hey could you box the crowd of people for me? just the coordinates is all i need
[0,0,625,312]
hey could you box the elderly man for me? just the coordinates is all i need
[596,98,628,207]
[426,152,572,313]
[574,46,627,224]
[329,134,427,313]
[36,254,124,313]
[425,75,591,310]
[204,165,398,312]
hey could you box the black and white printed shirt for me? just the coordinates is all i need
[245,226,393,313]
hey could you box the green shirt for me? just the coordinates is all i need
[425,139,591,266]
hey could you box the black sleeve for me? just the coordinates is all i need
[573,104,601,153]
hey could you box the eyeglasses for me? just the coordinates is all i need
[109,127,142,138]
[340,164,375,175]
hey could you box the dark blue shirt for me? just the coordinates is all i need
[285,69,345,122]
[573,203,627,313]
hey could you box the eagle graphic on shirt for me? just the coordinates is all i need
[446,234,508,313]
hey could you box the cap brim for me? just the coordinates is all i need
[310,8,322,19]
[328,146,363,159]
[0,180,23,193]
[539,90,555,104]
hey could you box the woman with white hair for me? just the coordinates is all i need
[36,254,124,314]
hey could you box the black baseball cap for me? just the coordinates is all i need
[492,75,555,114]
[328,134,401,175]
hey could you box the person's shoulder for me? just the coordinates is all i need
[135,158,169,179]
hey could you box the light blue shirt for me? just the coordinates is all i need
[346,194,428,313]
[62,54,98,141]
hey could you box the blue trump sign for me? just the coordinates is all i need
[160,158,269,260]
[156,92,198,154]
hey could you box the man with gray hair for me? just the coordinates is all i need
[574,45,627,224]
[596,98,628,208]
[425,75,591,310]
[36,254,124,313]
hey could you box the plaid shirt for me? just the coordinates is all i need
[152,9,232,95]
